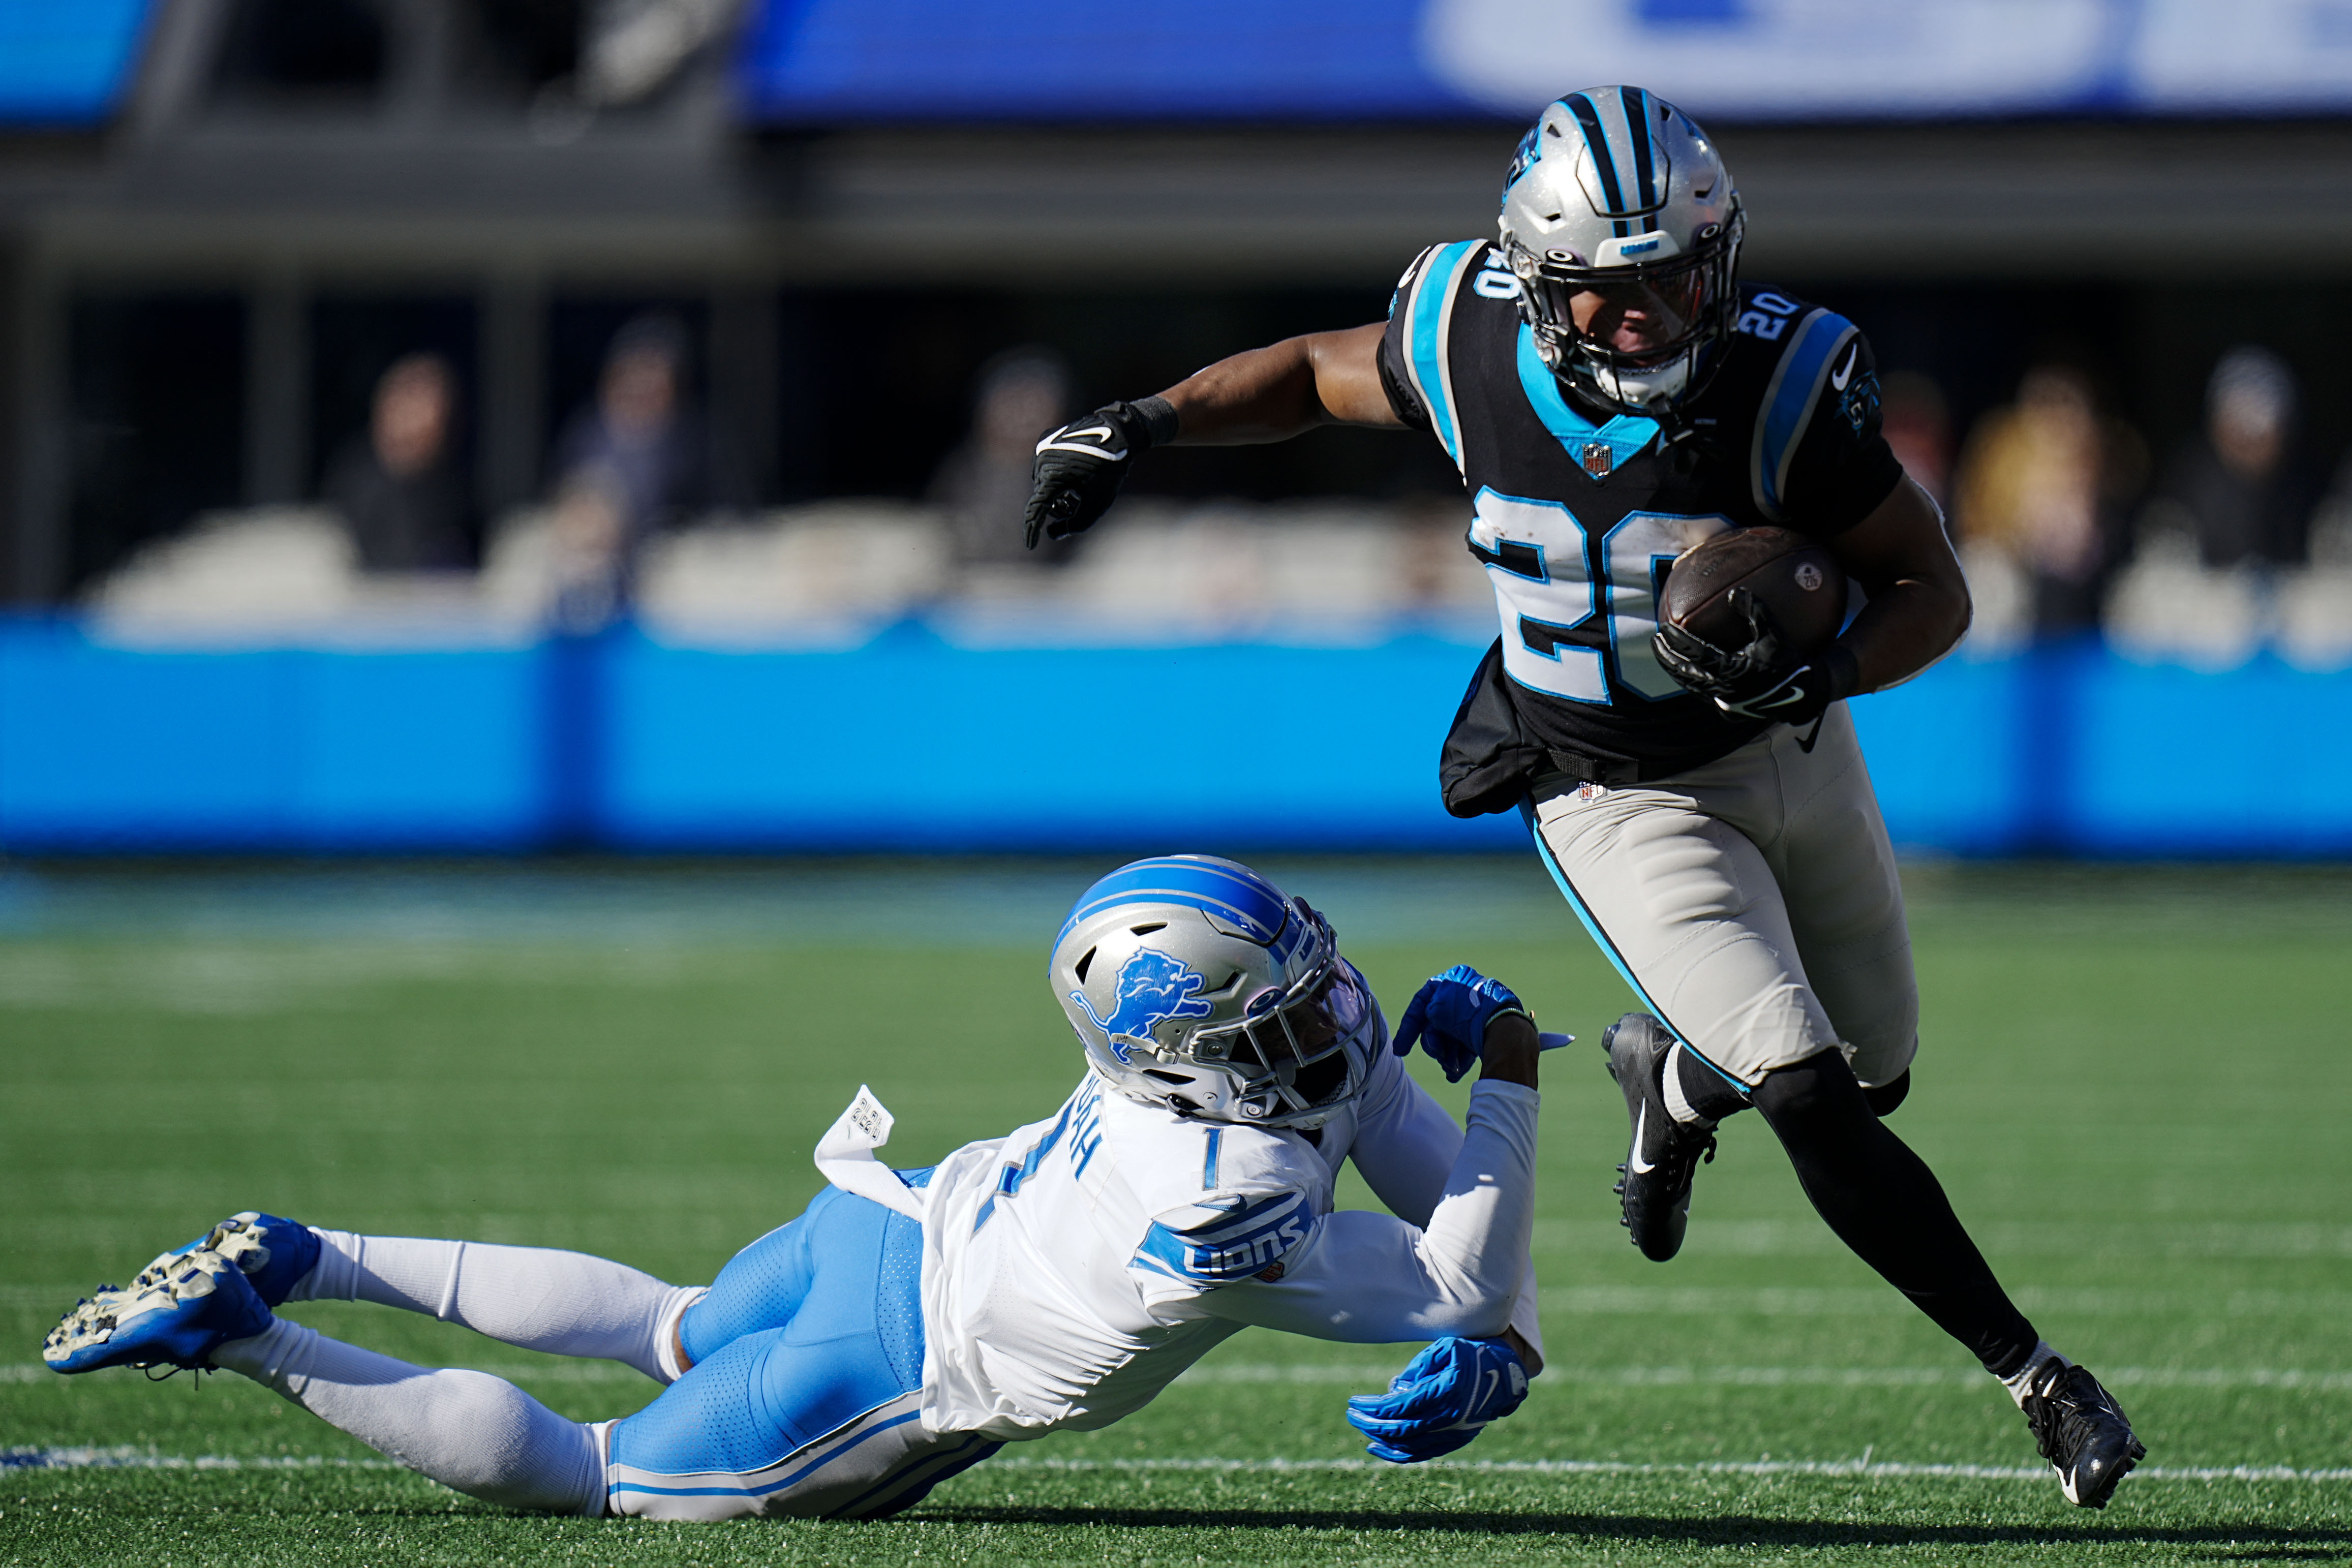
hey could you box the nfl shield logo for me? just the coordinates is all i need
[1579,441,1613,478]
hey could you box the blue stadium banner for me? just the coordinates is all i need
[737,0,2352,122]
[0,0,154,127]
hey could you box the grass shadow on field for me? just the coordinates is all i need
[921,1506,2352,1557]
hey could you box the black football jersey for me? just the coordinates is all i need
[1379,239,1904,782]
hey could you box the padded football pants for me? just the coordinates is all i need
[602,1180,1002,1520]
[1525,701,1917,1089]
[1526,704,2041,1376]
[245,1182,996,1520]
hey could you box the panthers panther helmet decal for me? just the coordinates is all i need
[1052,855,1381,1129]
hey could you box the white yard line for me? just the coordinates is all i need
[988,1457,2352,1484]
[2,1448,402,1470]
[1544,1286,2352,1316]
[3,1447,2347,1484]
[1131,1363,2352,1390]
[12,1362,2352,1390]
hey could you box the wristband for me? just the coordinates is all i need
[1130,395,1180,450]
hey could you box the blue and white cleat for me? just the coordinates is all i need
[43,1248,271,1374]
[170,1213,320,1308]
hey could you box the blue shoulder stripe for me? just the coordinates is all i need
[1751,310,1859,522]
[1408,240,1480,469]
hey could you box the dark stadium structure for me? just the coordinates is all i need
[6,4,2352,599]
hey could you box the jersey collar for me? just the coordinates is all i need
[1514,324,1662,477]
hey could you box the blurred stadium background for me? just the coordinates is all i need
[4,0,2352,856]
[6,8,2352,1556]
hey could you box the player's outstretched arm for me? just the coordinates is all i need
[1827,474,1973,694]
[1154,321,1401,445]
[1023,323,1393,547]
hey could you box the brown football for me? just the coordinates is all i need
[1658,527,1848,653]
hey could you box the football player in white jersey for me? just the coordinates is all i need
[45,856,1550,1520]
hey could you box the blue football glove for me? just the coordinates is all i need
[1346,1336,1531,1463]
[1392,964,1529,1083]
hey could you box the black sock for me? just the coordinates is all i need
[1669,1041,1751,1124]
[1752,1049,2038,1377]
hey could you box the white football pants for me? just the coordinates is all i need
[1528,702,1919,1089]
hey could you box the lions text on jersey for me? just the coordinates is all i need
[915,1042,1541,1441]
[1380,242,1905,782]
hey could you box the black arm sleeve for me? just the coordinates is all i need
[1378,255,1434,433]
[1779,329,1906,539]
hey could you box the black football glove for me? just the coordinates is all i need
[1653,588,1858,728]
[1022,397,1178,548]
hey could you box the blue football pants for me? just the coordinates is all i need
[602,1179,1000,1520]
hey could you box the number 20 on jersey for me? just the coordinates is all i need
[1468,488,1731,704]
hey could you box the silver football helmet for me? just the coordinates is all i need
[1499,85,1744,417]
[1051,855,1382,1129]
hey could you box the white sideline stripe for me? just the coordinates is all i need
[6,1448,2348,1485]
[14,1362,2352,1391]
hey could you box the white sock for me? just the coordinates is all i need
[288,1230,700,1384]
[1660,1044,1715,1127]
[215,1318,604,1515]
[2001,1341,2068,1408]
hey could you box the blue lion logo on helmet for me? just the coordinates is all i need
[1073,948,1216,1064]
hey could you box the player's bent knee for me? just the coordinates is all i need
[1750,1048,1872,1130]
[1862,1069,1912,1119]
[413,1370,603,1515]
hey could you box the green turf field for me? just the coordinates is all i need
[3,858,2348,1565]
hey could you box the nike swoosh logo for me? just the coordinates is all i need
[1628,1104,1655,1174]
[1035,423,1123,458]
[1469,1368,1499,1424]
[1754,683,1815,710]
[1035,439,1126,463]
[1830,342,1860,392]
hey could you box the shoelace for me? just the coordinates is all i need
[1662,1127,1720,1198]
[2027,1370,2113,1464]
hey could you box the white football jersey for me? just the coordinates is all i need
[914,1042,1539,1441]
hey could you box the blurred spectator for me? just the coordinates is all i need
[548,314,708,625]
[929,349,1075,571]
[322,353,473,573]
[1952,363,2144,636]
[1878,371,1953,507]
[2146,347,2324,571]
[545,471,629,634]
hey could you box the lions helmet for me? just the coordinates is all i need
[1499,86,1743,418]
[1052,855,1381,1129]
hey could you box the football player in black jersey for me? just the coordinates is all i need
[1021,86,2144,1508]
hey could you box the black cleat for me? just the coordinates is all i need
[1602,1012,1716,1263]
[2021,1361,2146,1508]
